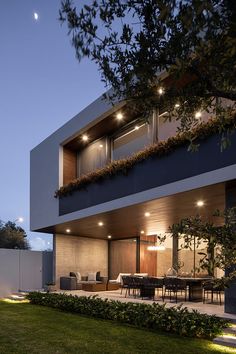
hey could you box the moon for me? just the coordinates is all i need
[33,12,39,21]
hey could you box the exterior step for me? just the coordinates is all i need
[224,325,236,336]
[213,336,236,348]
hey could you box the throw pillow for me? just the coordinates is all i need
[75,272,81,281]
[88,272,96,281]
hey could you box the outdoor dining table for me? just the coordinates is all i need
[139,276,211,302]
[178,277,211,302]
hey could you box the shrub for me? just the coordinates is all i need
[27,292,227,339]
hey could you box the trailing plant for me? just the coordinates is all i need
[55,113,236,198]
[27,292,227,339]
[170,207,236,287]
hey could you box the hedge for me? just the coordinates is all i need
[27,292,228,339]
[55,113,236,199]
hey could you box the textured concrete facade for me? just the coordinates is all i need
[54,234,108,284]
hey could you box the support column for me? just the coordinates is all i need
[225,181,236,314]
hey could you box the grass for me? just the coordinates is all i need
[0,300,234,354]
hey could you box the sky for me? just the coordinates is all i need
[0,1,105,250]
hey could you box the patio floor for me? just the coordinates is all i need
[57,289,236,322]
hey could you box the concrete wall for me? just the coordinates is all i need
[54,234,108,284]
[0,249,53,296]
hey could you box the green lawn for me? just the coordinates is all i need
[0,300,234,354]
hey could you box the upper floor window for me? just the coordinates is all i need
[112,122,151,160]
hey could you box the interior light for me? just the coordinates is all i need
[99,144,103,148]
[195,111,202,119]
[158,87,164,95]
[82,134,88,142]
[66,229,71,233]
[147,245,165,251]
[98,222,104,226]
[17,217,24,223]
[196,200,204,207]
[140,230,145,234]
[107,235,112,239]
[175,103,180,108]
[144,212,150,217]
[116,112,123,120]
[135,125,140,130]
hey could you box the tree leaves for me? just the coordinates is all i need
[59,0,236,135]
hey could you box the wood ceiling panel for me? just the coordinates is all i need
[40,183,225,239]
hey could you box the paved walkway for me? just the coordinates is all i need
[57,289,236,322]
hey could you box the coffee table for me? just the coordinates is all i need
[82,283,106,292]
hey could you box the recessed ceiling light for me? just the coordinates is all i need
[107,235,112,239]
[66,229,71,233]
[82,134,88,142]
[99,144,103,148]
[116,112,123,120]
[196,200,204,207]
[98,221,104,226]
[195,111,202,119]
[140,230,145,234]
[158,87,164,95]
[144,212,150,217]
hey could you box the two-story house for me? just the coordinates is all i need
[30,91,236,314]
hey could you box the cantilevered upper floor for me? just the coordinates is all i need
[30,91,236,234]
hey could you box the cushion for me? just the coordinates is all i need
[96,271,101,281]
[87,272,96,281]
[75,272,81,281]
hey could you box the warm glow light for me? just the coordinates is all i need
[140,230,145,234]
[196,200,204,207]
[158,87,164,95]
[99,144,103,148]
[144,212,150,217]
[66,229,71,233]
[175,103,180,108]
[195,111,202,119]
[147,245,165,251]
[82,134,88,142]
[98,222,104,226]
[116,112,123,120]
[107,235,112,239]
[135,125,140,130]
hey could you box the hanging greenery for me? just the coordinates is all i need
[169,208,236,288]
[55,112,236,199]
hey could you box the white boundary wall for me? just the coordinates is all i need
[0,249,53,296]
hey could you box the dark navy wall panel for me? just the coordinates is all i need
[59,132,236,215]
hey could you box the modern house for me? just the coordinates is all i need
[30,91,236,314]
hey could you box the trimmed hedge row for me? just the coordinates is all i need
[55,113,236,198]
[27,292,228,339]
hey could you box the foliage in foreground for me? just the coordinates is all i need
[60,0,236,133]
[55,113,236,198]
[170,208,236,286]
[27,292,227,339]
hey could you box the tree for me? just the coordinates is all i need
[169,208,236,287]
[0,220,30,250]
[59,0,236,147]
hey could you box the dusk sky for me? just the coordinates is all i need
[0,1,105,250]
